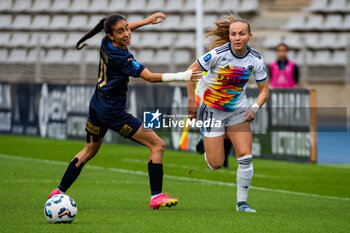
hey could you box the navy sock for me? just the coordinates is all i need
[148,161,163,196]
[58,158,84,192]
[224,139,232,167]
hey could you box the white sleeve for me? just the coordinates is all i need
[196,49,220,72]
[255,58,268,83]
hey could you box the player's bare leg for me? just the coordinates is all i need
[203,135,226,170]
[132,125,178,209]
[226,122,256,212]
[48,135,103,198]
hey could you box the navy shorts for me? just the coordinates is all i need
[85,107,142,139]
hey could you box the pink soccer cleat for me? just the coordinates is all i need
[48,188,62,199]
[150,193,178,210]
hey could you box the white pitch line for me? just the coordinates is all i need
[0,179,149,185]
[1,154,349,202]
[121,158,272,178]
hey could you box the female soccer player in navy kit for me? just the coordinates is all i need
[187,15,269,212]
[48,13,201,210]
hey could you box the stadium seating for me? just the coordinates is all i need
[67,0,90,13]
[8,48,27,63]
[63,50,82,64]
[283,15,305,30]
[175,33,195,49]
[164,0,184,11]
[28,33,49,47]
[154,50,172,65]
[68,15,88,30]
[283,34,302,49]
[305,0,328,12]
[0,0,13,12]
[160,15,181,30]
[6,0,348,83]
[0,15,12,30]
[43,49,63,64]
[66,33,83,49]
[85,49,100,64]
[240,0,259,13]
[342,15,350,30]
[88,0,109,13]
[306,0,350,13]
[50,0,70,12]
[31,15,50,30]
[12,15,31,30]
[157,33,175,48]
[137,50,155,64]
[332,51,347,66]
[222,0,240,12]
[46,33,67,48]
[30,0,51,12]
[8,32,29,47]
[266,0,350,83]
[175,50,191,65]
[0,33,11,46]
[26,48,43,63]
[0,49,8,62]
[107,0,128,12]
[323,15,342,30]
[50,15,69,30]
[12,0,31,12]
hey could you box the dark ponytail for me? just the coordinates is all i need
[76,18,106,50]
[76,14,126,50]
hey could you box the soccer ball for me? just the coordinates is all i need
[44,194,77,224]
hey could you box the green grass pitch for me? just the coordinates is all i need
[0,135,349,233]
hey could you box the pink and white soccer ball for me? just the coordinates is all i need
[44,194,77,223]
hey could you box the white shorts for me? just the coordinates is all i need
[197,102,248,138]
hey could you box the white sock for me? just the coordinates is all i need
[236,155,253,203]
[204,152,216,170]
[151,193,162,199]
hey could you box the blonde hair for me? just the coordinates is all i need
[206,13,251,51]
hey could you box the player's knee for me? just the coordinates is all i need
[236,152,251,158]
[206,157,224,170]
[150,138,166,153]
[210,161,224,170]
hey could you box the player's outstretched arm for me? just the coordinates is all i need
[129,12,166,31]
[187,62,202,119]
[140,68,202,83]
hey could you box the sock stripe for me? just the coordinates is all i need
[238,158,252,165]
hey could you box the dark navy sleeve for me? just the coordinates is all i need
[120,55,145,78]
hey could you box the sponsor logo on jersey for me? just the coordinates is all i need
[248,65,254,74]
[204,53,212,62]
[132,60,140,69]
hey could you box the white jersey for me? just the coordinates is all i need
[196,42,267,112]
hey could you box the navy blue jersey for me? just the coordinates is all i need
[90,36,145,120]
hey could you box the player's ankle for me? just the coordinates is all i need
[151,193,162,199]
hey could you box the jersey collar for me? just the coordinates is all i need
[229,42,251,59]
[105,36,128,52]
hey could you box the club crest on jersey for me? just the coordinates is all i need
[248,65,254,73]
[204,53,212,62]
[132,60,140,69]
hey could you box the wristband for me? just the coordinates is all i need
[250,103,260,114]
[162,70,192,82]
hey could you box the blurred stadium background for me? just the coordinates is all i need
[0,1,350,232]
[0,0,349,163]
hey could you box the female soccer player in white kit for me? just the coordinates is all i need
[187,15,269,212]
